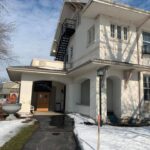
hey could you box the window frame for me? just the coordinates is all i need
[123,27,128,40]
[143,32,150,54]
[143,75,150,101]
[110,24,115,38]
[117,25,122,40]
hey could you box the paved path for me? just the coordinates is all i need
[22,115,79,150]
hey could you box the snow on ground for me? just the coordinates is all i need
[0,119,27,147]
[68,113,150,150]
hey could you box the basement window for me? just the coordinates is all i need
[143,76,150,101]
[143,32,150,54]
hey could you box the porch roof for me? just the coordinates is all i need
[7,60,150,81]
[7,66,67,82]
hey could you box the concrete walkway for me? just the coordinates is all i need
[22,115,79,150]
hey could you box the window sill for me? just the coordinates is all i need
[109,37,129,44]
[76,103,90,107]
[144,100,150,102]
[87,41,95,48]
[142,53,150,55]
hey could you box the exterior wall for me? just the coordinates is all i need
[31,59,64,70]
[68,16,100,68]
[103,69,140,121]
[70,70,98,119]
[52,82,65,111]
[99,15,138,64]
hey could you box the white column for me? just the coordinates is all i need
[19,80,33,114]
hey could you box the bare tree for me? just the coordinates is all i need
[0,0,17,65]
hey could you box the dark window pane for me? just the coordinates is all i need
[117,26,121,39]
[124,27,128,40]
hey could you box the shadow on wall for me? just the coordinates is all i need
[103,25,137,63]
[122,82,144,120]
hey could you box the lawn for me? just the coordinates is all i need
[0,119,38,150]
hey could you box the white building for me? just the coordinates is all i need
[7,0,150,122]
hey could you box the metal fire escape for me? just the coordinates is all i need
[55,19,76,61]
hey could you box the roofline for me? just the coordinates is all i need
[7,59,150,82]
[7,67,67,76]
[82,0,150,17]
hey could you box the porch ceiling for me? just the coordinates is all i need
[82,0,150,28]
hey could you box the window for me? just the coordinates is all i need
[110,24,115,38]
[117,26,122,40]
[123,27,128,40]
[143,32,150,54]
[70,47,73,59]
[81,79,90,105]
[144,76,150,101]
[76,12,81,26]
[87,25,95,45]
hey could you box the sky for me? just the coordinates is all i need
[0,0,150,80]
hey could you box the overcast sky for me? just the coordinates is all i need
[1,0,150,80]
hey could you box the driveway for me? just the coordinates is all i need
[22,114,80,150]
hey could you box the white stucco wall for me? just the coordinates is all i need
[70,70,98,119]
[99,15,138,64]
[68,16,100,68]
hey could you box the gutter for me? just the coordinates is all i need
[7,67,67,76]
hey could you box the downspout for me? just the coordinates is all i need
[136,29,141,118]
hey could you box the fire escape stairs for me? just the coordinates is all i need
[55,19,76,61]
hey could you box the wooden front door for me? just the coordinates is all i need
[36,92,50,112]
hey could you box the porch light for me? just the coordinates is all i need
[52,49,56,53]
[97,69,104,76]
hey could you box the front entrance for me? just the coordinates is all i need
[37,92,50,112]
[32,81,66,113]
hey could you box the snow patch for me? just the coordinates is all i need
[0,119,29,147]
[69,113,150,150]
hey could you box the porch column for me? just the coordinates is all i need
[19,80,33,114]
[65,83,76,112]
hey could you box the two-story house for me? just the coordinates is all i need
[7,0,150,122]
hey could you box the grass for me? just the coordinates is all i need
[0,122,39,150]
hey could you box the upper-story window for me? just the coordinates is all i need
[110,24,115,38]
[110,24,128,40]
[117,26,122,40]
[143,32,150,54]
[144,75,150,101]
[123,27,128,40]
[87,25,95,45]
[66,46,73,63]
